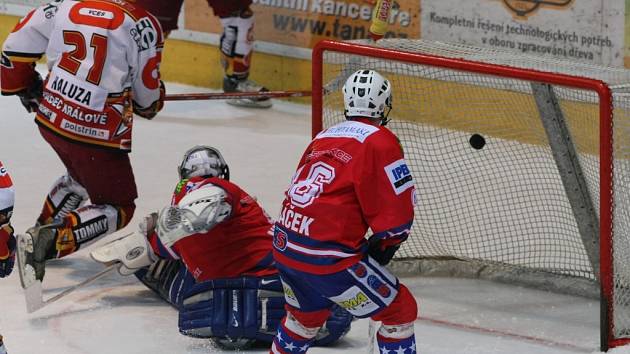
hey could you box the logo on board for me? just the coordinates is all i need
[498,0,573,18]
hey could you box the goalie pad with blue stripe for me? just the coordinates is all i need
[136,260,352,349]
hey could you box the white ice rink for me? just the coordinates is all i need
[0,81,628,354]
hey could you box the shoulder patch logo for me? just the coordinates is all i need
[384,159,413,195]
[131,17,157,51]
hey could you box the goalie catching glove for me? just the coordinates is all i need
[156,184,232,249]
[92,184,232,272]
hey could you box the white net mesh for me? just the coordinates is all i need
[318,39,630,342]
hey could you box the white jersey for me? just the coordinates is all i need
[1,0,164,150]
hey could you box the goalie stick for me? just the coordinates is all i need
[15,232,125,313]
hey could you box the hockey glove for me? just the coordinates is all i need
[133,80,165,119]
[17,72,43,113]
[0,225,15,278]
[367,235,402,266]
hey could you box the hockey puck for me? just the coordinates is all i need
[469,134,486,150]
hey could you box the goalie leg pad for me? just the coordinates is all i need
[134,259,190,307]
[177,275,286,348]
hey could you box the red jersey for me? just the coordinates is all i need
[0,161,14,217]
[0,161,14,260]
[273,120,415,274]
[1,0,164,151]
[128,0,183,32]
[0,160,14,265]
[149,177,275,282]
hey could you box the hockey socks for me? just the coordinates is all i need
[377,332,416,354]
[270,315,319,354]
[270,325,313,354]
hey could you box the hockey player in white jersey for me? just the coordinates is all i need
[1,0,165,282]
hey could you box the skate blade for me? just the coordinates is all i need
[15,233,37,289]
[226,98,273,109]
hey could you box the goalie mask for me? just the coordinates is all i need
[179,146,230,180]
[343,69,393,125]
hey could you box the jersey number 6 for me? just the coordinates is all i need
[288,162,336,208]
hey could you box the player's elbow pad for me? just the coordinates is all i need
[133,81,165,119]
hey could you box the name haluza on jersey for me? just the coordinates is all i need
[48,75,92,107]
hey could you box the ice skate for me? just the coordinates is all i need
[223,77,273,108]
[18,224,59,285]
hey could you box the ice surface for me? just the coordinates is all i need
[0,81,626,354]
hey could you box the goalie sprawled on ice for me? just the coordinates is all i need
[92,146,352,349]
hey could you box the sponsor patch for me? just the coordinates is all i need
[282,281,300,308]
[61,119,110,140]
[330,286,379,317]
[316,121,378,143]
[384,159,413,195]
[126,246,144,260]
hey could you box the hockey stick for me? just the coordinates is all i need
[16,232,125,313]
[164,90,312,101]
[22,263,118,313]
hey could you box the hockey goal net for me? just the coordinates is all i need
[312,39,630,351]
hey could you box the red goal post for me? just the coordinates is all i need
[311,39,626,351]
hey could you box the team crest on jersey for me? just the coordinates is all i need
[131,17,157,51]
[273,227,288,251]
[384,159,413,195]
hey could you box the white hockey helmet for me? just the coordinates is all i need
[342,69,393,125]
[178,145,230,180]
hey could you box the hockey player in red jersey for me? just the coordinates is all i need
[1,0,165,282]
[129,0,271,108]
[0,162,16,354]
[270,70,418,354]
[91,146,352,349]
[0,161,15,279]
